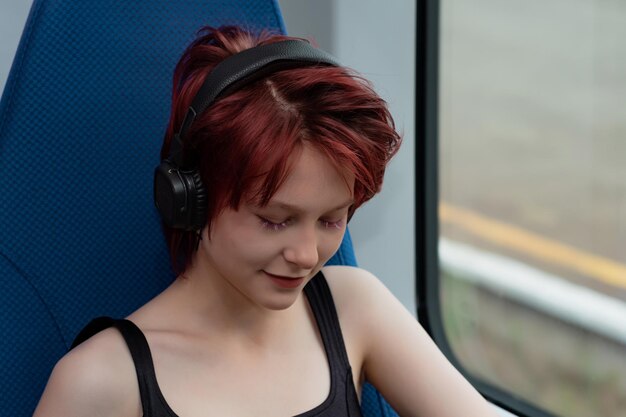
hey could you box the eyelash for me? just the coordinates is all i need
[258,217,344,231]
[321,219,344,230]
[259,217,290,231]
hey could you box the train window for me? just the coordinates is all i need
[0,1,32,93]
[419,1,626,416]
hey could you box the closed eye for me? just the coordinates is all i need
[258,216,290,231]
[320,219,344,230]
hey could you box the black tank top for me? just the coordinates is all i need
[72,272,363,417]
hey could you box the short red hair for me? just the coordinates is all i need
[162,26,401,272]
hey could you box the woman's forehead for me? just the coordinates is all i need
[250,144,355,209]
[281,154,351,197]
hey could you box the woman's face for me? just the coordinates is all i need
[197,143,354,310]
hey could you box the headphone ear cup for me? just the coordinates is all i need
[154,161,208,231]
[187,169,207,230]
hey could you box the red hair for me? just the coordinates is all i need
[162,26,401,272]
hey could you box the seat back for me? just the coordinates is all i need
[0,1,395,415]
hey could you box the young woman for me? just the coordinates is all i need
[34,26,498,417]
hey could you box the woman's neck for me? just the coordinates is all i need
[159,254,305,347]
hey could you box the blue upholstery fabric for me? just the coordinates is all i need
[0,1,397,416]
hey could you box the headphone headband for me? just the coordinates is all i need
[170,40,339,166]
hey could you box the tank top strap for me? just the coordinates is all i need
[304,271,352,372]
[71,317,177,417]
[112,319,167,416]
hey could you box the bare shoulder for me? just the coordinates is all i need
[320,265,399,315]
[321,264,382,291]
[33,327,139,417]
[319,265,403,346]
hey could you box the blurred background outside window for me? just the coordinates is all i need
[438,1,626,416]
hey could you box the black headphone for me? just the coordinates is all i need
[154,40,339,231]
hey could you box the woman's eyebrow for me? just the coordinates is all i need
[267,199,355,213]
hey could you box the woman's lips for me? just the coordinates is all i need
[264,271,306,289]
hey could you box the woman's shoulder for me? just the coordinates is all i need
[320,265,391,307]
[317,266,405,376]
[319,265,414,343]
[65,324,135,379]
[33,326,139,417]
[319,265,394,332]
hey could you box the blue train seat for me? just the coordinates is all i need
[0,1,397,416]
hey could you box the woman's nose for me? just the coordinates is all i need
[282,225,319,270]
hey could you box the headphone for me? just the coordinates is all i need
[153,40,340,231]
